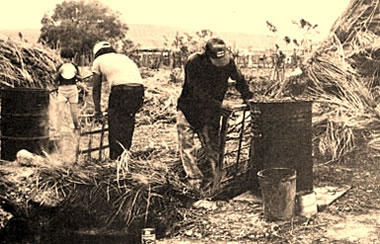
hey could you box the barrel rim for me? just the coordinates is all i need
[249,100,313,105]
[1,87,50,92]
[1,135,50,140]
[141,228,155,232]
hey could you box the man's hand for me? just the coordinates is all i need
[76,81,88,91]
[242,91,254,101]
[94,110,104,124]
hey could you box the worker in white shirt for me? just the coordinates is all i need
[91,41,144,160]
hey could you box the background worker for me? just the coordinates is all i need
[177,37,254,196]
[55,47,82,135]
[91,41,144,160]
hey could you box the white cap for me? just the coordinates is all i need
[93,41,112,56]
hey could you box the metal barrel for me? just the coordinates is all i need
[1,87,50,161]
[249,100,313,192]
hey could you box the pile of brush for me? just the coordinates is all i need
[0,144,193,240]
[138,83,179,125]
[0,36,61,89]
[286,0,380,161]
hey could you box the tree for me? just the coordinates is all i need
[170,29,213,60]
[39,0,129,58]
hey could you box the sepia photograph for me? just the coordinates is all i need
[0,0,379,243]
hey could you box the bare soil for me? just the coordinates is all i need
[156,148,380,244]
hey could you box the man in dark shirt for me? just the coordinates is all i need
[177,38,253,196]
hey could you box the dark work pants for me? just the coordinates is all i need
[108,84,144,160]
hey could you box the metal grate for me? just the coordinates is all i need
[75,113,109,162]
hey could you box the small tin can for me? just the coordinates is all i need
[296,191,318,217]
[141,228,156,244]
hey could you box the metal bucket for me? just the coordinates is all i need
[1,88,50,160]
[257,168,296,221]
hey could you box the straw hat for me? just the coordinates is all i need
[205,38,231,67]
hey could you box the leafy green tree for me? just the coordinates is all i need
[39,0,129,58]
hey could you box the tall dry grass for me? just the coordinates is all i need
[299,0,380,161]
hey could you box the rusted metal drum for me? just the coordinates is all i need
[249,101,313,192]
[1,87,50,161]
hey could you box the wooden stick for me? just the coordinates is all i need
[99,118,107,161]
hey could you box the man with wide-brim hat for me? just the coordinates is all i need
[176,37,254,197]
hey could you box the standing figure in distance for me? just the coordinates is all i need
[55,47,82,135]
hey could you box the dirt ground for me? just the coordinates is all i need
[153,147,380,244]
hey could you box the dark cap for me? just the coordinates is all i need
[205,38,227,59]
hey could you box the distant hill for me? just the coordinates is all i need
[0,28,40,43]
[0,24,280,51]
[127,24,279,51]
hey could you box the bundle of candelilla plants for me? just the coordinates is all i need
[280,0,380,162]
[0,36,61,89]
[137,82,179,125]
[0,141,196,241]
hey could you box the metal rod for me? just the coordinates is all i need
[98,119,107,161]
[79,127,109,136]
[88,123,94,159]
[79,145,110,154]
[236,108,247,168]
[219,113,230,170]
[75,128,81,162]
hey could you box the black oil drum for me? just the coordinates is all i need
[1,88,50,161]
[249,101,313,192]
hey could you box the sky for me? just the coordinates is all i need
[1,0,351,38]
